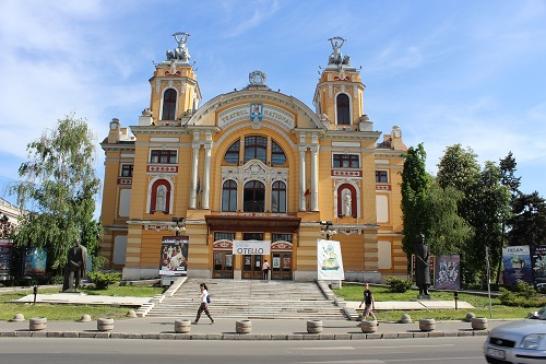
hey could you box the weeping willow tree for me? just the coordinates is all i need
[12,115,101,270]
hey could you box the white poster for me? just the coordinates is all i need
[232,240,271,255]
[317,239,345,280]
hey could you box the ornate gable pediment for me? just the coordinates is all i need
[222,159,288,185]
[218,103,295,130]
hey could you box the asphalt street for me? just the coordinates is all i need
[0,337,488,364]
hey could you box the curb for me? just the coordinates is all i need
[0,329,490,341]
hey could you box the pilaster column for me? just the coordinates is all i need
[299,146,307,211]
[190,131,200,209]
[310,144,320,211]
[202,142,212,209]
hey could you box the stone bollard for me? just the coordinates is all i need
[174,319,191,334]
[307,320,323,334]
[465,312,476,322]
[236,319,252,334]
[419,318,436,332]
[78,314,92,322]
[97,318,114,332]
[471,317,488,330]
[360,320,378,333]
[10,313,25,322]
[29,317,47,331]
[399,313,412,324]
[126,309,137,318]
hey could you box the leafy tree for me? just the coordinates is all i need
[509,192,546,246]
[437,144,480,192]
[463,162,511,285]
[499,151,521,199]
[12,116,101,270]
[401,144,430,265]
[423,182,472,256]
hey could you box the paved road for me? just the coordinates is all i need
[0,337,487,364]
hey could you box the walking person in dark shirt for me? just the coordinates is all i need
[193,283,214,325]
[359,283,378,324]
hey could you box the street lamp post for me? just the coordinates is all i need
[172,217,186,237]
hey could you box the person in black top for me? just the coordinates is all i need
[359,283,378,324]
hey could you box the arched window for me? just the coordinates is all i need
[271,141,286,166]
[161,89,177,120]
[224,140,240,164]
[244,180,265,212]
[150,179,171,213]
[244,136,267,163]
[271,181,286,213]
[337,183,357,218]
[222,180,237,212]
[336,93,350,125]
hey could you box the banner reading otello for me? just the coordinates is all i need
[232,240,271,255]
[317,239,345,281]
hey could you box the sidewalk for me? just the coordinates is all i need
[0,317,501,341]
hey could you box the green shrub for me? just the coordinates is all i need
[386,277,413,293]
[92,256,108,271]
[500,280,546,307]
[87,271,121,289]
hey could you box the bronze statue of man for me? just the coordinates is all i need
[62,237,88,292]
[414,233,430,297]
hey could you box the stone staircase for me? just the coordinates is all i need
[147,279,346,319]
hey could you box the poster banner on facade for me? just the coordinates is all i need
[502,245,533,287]
[317,239,345,281]
[232,240,271,255]
[434,255,460,290]
[0,240,12,281]
[531,245,546,289]
[23,247,47,276]
[159,236,188,276]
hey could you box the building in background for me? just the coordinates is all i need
[100,34,407,281]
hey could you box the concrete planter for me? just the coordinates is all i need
[29,317,47,331]
[399,313,412,324]
[97,318,114,332]
[465,312,476,322]
[174,319,191,333]
[360,320,378,333]
[306,320,323,334]
[471,317,488,330]
[78,314,92,322]
[419,319,436,332]
[236,319,252,334]
[10,313,25,322]
[126,309,137,318]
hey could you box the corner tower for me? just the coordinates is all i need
[313,37,369,131]
[141,32,202,126]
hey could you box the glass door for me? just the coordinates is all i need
[212,251,234,278]
[271,252,292,280]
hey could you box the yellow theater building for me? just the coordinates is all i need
[99,33,408,281]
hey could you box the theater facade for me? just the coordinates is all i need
[99,34,408,281]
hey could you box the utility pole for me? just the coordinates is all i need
[485,246,493,319]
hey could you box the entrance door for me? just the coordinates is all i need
[242,255,263,280]
[271,252,292,280]
[213,251,234,279]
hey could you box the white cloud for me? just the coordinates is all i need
[220,0,280,38]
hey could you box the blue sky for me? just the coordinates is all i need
[1,0,545,211]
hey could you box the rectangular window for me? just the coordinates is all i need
[120,164,133,177]
[375,170,389,183]
[150,150,177,164]
[214,232,235,241]
[272,233,292,242]
[333,154,360,168]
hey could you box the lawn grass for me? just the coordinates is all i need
[334,283,537,321]
[0,283,163,321]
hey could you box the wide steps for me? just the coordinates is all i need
[147,279,345,319]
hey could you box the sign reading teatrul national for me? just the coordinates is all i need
[232,240,271,255]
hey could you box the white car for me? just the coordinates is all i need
[484,307,546,363]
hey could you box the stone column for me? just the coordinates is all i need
[190,132,200,209]
[202,143,212,209]
[299,146,307,211]
[310,144,319,211]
